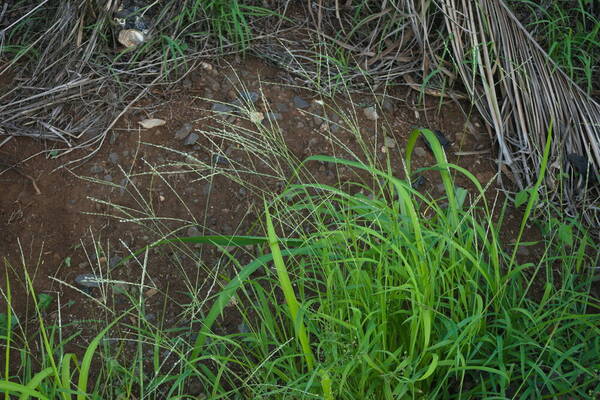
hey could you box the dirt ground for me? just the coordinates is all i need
[1,56,546,362]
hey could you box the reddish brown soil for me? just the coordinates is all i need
[1,56,548,362]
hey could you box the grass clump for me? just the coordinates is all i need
[1,129,599,398]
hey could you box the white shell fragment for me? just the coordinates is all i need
[138,118,166,129]
[118,29,145,48]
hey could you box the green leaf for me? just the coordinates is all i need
[558,223,573,247]
[37,294,53,312]
[515,189,530,208]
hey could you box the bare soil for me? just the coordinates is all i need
[1,55,544,362]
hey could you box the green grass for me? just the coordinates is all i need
[509,0,600,94]
[2,128,598,399]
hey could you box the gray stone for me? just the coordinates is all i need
[109,132,119,145]
[90,164,103,174]
[184,132,199,146]
[276,103,289,112]
[413,147,427,157]
[175,123,193,140]
[187,226,201,237]
[211,103,234,114]
[292,96,309,109]
[183,78,192,89]
[363,106,379,121]
[75,273,102,288]
[237,91,259,104]
[109,256,122,268]
[265,112,282,122]
[384,136,396,148]
[108,152,119,164]
[103,175,113,182]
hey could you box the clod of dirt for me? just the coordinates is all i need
[174,123,193,140]
[363,106,379,121]
[139,118,166,129]
[293,96,309,109]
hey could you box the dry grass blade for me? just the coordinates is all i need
[440,0,600,226]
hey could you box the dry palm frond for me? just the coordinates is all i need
[439,0,600,226]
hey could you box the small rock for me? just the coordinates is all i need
[75,273,102,288]
[423,130,451,151]
[413,147,427,158]
[382,98,395,112]
[175,123,193,140]
[411,175,426,189]
[517,245,530,257]
[363,106,379,121]
[212,154,230,166]
[184,132,200,146]
[109,132,119,145]
[236,91,259,104]
[103,175,113,182]
[276,103,289,112]
[90,164,103,174]
[237,322,250,333]
[183,78,192,89]
[138,118,166,129]
[187,226,201,236]
[211,103,233,114]
[109,256,122,268]
[292,96,309,109]
[384,136,396,148]
[210,81,221,92]
[108,152,119,164]
[264,112,282,122]
[248,111,264,124]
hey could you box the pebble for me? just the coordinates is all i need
[265,112,282,122]
[211,103,233,114]
[104,175,113,182]
[517,246,530,257]
[184,132,200,146]
[175,123,193,140]
[384,136,396,148]
[293,96,309,109]
[109,256,122,268]
[187,226,201,237]
[183,78,192,89]
[74,273,102,288]
[363,106,379,121]
[210,81,221,92]
[276,103,289,112]
[109,132,119,145]
[90,164,103,174]
[413,147,427,158]
[108,152,119,164]
[237,90,259,104]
